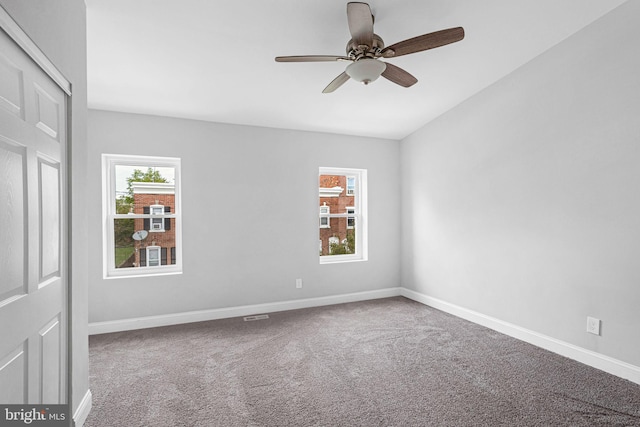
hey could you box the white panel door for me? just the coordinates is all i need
[0,28,67,404]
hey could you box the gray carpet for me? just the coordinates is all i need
[86,297,640,426]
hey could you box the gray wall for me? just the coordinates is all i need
[0,0,89,418]
[400,1,640,367]
[88,110,400,322]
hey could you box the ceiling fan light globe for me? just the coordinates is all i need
[345,58,386,84]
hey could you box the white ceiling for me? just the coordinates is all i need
[86,0,627,140]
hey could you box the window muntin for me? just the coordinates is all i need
[319,167,367,263]
[103,154,182,278]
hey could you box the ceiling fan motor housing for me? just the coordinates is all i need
[346,34,384,60]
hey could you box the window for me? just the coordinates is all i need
[319,203,330,228]
[347,207,355,229]
[346,176,355,195]
[149,204,165,232]
[319,167,367,263]
[146,246,161,267]
[102,154,182,278]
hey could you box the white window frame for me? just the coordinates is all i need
[319,167,367,264]
[102,153,183,279]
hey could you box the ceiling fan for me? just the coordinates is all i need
[275,2,464,93]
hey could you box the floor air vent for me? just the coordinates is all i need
[243,314,270,321]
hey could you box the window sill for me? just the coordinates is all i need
[319,256,367,265]
[104,268,182,280]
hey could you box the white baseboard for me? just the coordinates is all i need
[88,286,640,384]
[73,389,92,427]
[89,287,402,335]
[400,288,640,386]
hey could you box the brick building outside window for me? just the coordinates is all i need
[319,174,355,256]
[131,182,176,267]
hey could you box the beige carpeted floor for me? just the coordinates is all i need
[87,297,640,426]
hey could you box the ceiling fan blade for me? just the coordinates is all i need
[381,63,418,88]
[381,27,464,58]
[275,55,351,62]
[347,2,374,47]
[322,72,350,93]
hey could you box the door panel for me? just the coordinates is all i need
[0,344,26,404]
[0,25,67,404]
[33,84,60,140]
[0,140,26,300]
[39,316,61,403]
[0,52,24,119]
[39,159,60,280]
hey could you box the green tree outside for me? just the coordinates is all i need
[328,229,355,255]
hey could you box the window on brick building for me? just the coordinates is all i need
[146,246,161,267]
[347,207,355,229]
[102,154,182,278]
[346,176,355,195]
[319,167,367,263]
[146,204,167,232]
[319,204,330,228]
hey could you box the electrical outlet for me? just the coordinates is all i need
[295,278,303,289]
[586,316,601,335]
